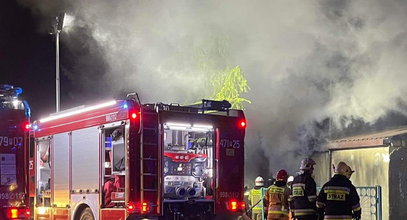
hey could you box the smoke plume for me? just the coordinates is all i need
[19,0,407,183]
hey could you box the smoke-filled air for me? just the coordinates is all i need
[19,0,407,183]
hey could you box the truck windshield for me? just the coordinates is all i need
[0,84,30,117]
[0,99,26,110]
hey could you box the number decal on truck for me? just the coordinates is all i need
[29,160,34,170]
[106,113,118,122]
[0,192,25,200]
[220,139,240,148]
[0,136,23,147]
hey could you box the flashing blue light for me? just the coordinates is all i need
[15,87,23,96]
[33,125,39,130]
[123,103,128,109]
[23,100,31,118]
[105,137,112,150]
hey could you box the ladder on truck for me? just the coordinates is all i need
[139,105,161,214]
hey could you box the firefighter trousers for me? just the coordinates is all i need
[251,210,263,220]
[267,216,289,220]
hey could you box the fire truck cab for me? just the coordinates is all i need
[0,84,31,219]
[31,98,246,220]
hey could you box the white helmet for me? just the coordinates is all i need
[287,176,294,183]
[299,158,316,171]
[333,161,354,179]
[255,176,264,187]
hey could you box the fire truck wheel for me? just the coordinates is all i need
[79,207,95,220]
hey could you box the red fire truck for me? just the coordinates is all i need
[30,97,246,220]
[0,85,31,219]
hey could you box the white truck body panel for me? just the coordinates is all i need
[52,132,70,207]
[71,126,100,192]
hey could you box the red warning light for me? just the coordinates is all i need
[127,201,150,214]
[227,199,239,212]
[239,120,246,128]
[240,201,246,210]
[131,112,137,119]
[127,201,136,213]
[226,200,246,212]
[22,121,31,131]
[25,207,30,217]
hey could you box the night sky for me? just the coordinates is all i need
[1,1,61,119]
[4,0,407,181]
[0,1,111,120]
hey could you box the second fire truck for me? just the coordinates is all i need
[30,97,246,219]
[0,85,31,219]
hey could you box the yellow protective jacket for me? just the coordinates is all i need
[265,182,291,219]
[249,187,265,211]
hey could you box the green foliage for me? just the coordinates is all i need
[191,35,251,109]
[211,66,251,110]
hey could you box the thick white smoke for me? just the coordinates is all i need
[19,0,407,182]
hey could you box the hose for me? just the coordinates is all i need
[237,195,265,219]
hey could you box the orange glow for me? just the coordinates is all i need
[231,201,238,210]
[227,200,246,212]
[142,202,149,213]
[7,208,19,218]
[127,201,150,214]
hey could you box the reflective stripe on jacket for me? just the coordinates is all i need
[323,214,353,220]
[293,208,316,216]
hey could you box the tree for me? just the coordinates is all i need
[211,65,251,110]
[193,36,251,110]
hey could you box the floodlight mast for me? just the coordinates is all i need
[54,13,65,112]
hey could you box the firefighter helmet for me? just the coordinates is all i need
[255,176,264,187]
[287,176,294,183]
[299,158,316,171]
[276,169,289,181]
[334,161,354,179]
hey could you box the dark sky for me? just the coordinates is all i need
[0,1,110,120]
[1,1,60,119]
[4,0,407,180]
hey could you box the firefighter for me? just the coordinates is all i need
[265,169,291,220]
[316,161,361,220]
[248,176,266,220]
[290,158,318,220]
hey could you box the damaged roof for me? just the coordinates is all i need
[327,126,407,149]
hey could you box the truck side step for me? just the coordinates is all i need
[142,173,157,176]
[142,189,158,192]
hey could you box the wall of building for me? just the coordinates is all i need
[389,146,407,219]
[312,151,331,186]
[331,147,389,220]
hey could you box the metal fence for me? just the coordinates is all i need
[356,186,382,220]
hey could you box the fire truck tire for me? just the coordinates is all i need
[79,207,95,220]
